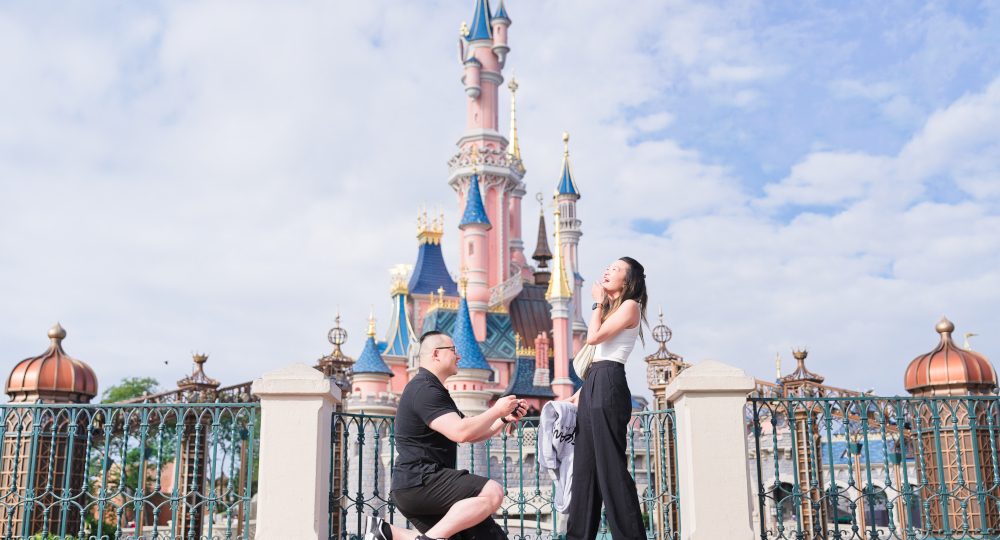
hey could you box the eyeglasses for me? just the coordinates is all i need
[435,346,457,352]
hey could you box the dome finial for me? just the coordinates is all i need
[48,323,66,342]
[936,316,955,336]
[367,306,377,337]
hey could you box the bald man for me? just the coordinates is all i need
[364,331,527,540]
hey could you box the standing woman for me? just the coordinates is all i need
[565,256,648,540]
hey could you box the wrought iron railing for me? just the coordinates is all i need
[329,410,678,540]
[0,403,259,540]
[747,395,1000,540]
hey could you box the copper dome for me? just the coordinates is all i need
[904,317,996,396]
[6,324,99,403]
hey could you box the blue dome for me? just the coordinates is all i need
[453,297,492,371]
[459,174,492,229]
[353,336,393,376]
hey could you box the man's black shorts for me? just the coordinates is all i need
[390,468,506,539]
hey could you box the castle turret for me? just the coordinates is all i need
[346,311,397,415]
[546,205,575,400]
[384,265,418,391]
[491,0,511,66]
[409,212,459,332]
[448,278,494,415]
[459,171,492,340]
[531,195,553,286]
[555,133,586,353]
[450,0,524,310]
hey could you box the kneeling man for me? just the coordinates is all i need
[365,330,527,540]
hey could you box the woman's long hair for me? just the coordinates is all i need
[599,256,649,344]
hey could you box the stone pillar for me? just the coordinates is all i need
[252,363,341,540]
[665,360,756,540]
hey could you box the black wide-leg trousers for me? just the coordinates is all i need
[566,361,645,540]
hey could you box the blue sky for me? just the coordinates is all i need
[0,0,998,399]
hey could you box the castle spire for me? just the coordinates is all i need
[465,0,493,42]
[545,206,572,300]
[507,77,524,168]
[557,132,580,197]
[459,172,492,229]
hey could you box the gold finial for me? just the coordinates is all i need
[193,352,209,365]
[562,132,570,153]
[514,333,521,354]
[458,271,469,298]
[469,145,481,174]
[507,76,523,164]
[367,306,376,337]
[417,210,444,245]
[460,21,469,37]
[436,286,445,306]
[390,264,411,296]
[775,352,782,380]
[545,206,572,300]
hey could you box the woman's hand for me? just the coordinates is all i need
[590,281,605,302]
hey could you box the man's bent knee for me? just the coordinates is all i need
[479,480,504,510]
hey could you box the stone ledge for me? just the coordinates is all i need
[664,359,755,401]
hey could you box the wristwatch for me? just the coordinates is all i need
[591,302,599,310]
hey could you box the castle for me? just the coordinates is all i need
[324,0,640,417]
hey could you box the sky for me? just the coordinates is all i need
[1,0,998,400]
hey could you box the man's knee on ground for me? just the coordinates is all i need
[479,480,504,510]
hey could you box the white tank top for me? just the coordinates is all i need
[594,306,640,364]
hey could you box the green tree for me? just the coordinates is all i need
[100,376,159,403]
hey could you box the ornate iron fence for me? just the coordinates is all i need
[0,403,259,540]
[329,410,679,540]
[748,395,1000,540]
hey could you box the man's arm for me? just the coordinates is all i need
[429,395,522,444]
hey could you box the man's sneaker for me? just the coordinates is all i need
[362,514,392,540]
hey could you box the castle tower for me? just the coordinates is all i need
[383,265,418,392]
[904,317,999,533]
[346,311,397,415]
[779,349,828,538]
[555,133,586,353]
[643,309,687,538]
[408,212,459,333]
[316,314,355,395]
[546,205,575,400]
[449,277,495,415]
[458,170,492,340]
[450,0,525,310]
[531,195,553,286]
[174,353,222,539]
[1,324,97,537]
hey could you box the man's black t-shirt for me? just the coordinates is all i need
[391,367,465,491]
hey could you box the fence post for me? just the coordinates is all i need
[252,363,341,540]
[665,360,756,540]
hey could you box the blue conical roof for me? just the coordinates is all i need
[383,292,416,358]
[353,335,393,376]
[557,156,580,197]
[465,0,493,42]
[454,296,492,371]
[459,174,492,229]
[493,0,510,23]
